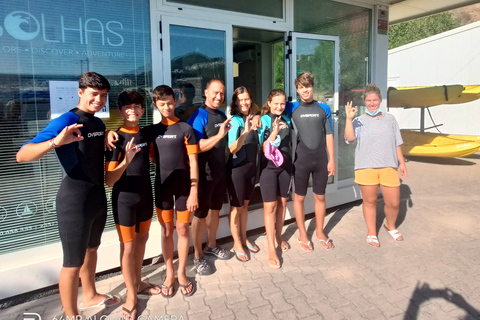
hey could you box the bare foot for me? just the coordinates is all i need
[297,237,313,251]
[160,274,175,297]
[367,235,380,247]
[276,239,290,252]
[178,275,194,296]
[137,281,161,295]
[80,293,121,310]
[122,299,137,320]
[268,250,281,269]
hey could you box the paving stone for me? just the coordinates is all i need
[4,159,480,320]
[286,296,317,318]
[225,300,254,318]
[335,303,366,320]
[250,304,274,319]
[263,291,294,313]
[205,297,233,319]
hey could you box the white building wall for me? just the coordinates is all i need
[388,21,480,135]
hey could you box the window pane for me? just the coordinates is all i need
[295,0,371,181]
[170,25,226,112]
[0,0,152,255]
[167,0,283,19]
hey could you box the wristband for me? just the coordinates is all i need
[49,138,58,148]
[269,135,281,147]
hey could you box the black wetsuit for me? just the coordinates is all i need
[285,100,333,196]
[146,117,198,213]
[227,114,258,207]
[187,105,228,218]
[257,112,293,202]
[27,108,107,267]
[105,126,153,242]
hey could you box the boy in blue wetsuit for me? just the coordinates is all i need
[285,72,336,252]
[105,91,161,319]
[16,72,121,318]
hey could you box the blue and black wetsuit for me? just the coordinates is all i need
[105,126,153,243]
[27,108,107,267]
[285,100,333,196]
[257,112,293,202]
[227,114,258,207]
[187,105,228,218]
[146,117,198,223]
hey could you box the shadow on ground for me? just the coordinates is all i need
[404,282,480,320]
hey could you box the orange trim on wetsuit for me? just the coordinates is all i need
[105,126,140,171]
[105,160,120,171]
[176,209,192,224]
[138,218,152,234]
[161,117,180,126]
[115,217,152,243]
[156,208,192,224]
[185,136,199,155]
[119,125,140,134]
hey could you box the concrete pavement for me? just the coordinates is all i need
[2,154,480,319]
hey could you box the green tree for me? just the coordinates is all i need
[389,12,461,49]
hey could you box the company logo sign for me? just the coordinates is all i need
[4,11,40,41]
[0,10,124,46]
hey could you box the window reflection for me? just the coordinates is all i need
[0,0,152,254]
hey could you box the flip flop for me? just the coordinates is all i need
[179,281,195,297]
[316,237,335,250]
[383,224,403,241]
[268,258,281,269]
[246,243,260,253]
[297,238,313,252]
[367,235,380,247]
[122,304,137,319]
[137,282,161,296]
[234,250,249,262]
[78,294,122,311]
[160,284,174,298]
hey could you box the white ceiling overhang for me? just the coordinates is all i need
[337,0,480,24]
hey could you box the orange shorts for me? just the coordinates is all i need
[156,208,192,224]
[355,168,400,187]
[115,218,152,243]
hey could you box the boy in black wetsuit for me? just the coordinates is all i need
[187,79,232,275]
[285,72,336,252]
[147,85,199,296]
[16,72,121,318]
[105,91,161,319]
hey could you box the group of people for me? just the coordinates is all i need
[16,71,407,319]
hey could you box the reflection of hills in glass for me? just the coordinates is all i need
[171,53,225,80]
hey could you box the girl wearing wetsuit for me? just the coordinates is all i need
[257,89,293,269]
[227,87,260,262]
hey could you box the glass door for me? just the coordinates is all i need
[288,33,340,189]
[160,17,233,119]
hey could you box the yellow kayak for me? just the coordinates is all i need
[388,85,480,107]
[401,130,480,158]
[388,85,464,108]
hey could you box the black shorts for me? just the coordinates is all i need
[194,172,227,219]
[155,170,191,212]
[259,165,293,202]
[228,163,256,207]
[112,181,153,230]
[56,177,107,268]
[294,153,328,196]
